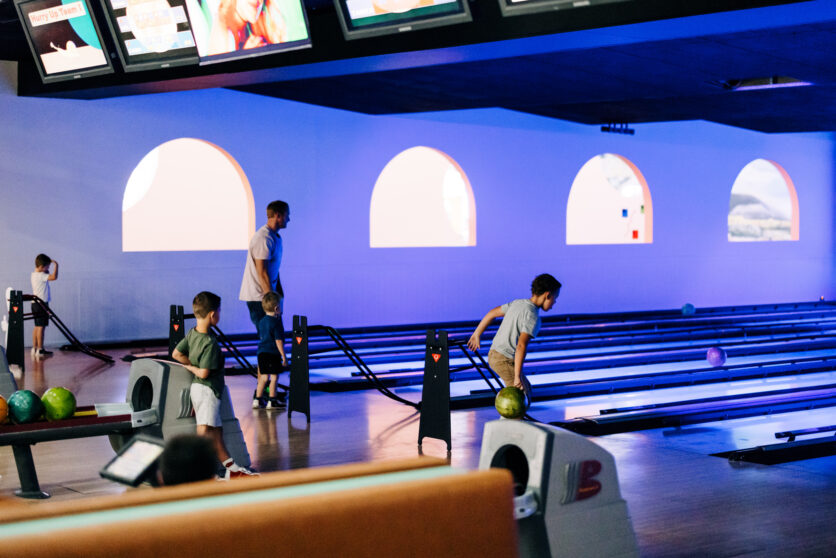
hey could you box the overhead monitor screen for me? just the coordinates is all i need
[335,0,471,40]
[14,0,114,82]
[99,0,200,71]
[498,0,629,17]
[183,0,311,64]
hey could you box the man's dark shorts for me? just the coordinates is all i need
[247,300,265,327]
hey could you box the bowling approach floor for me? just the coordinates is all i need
[2,349,836,558]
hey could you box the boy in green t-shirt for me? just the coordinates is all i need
[172,291,257,479]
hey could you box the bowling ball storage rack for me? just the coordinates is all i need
[0,406,155,498]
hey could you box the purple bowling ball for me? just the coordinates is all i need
[706,347,727,367]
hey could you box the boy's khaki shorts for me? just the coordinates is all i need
[488,350,515,386]
[488,350,533,400]
[190,383,222,427]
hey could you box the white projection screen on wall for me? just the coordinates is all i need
[728,158,799,242]
[122,138,255,251]
[566,153,653,245]
[369,146,476,248]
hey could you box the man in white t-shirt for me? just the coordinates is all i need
[468,274,561,394]
[239,200,290,327]
[30,253,59,358]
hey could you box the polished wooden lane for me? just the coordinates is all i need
[2,349,836,557]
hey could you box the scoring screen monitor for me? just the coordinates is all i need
[335,0,472,40]
[99,0,200,72]
[183,0,311,64]
[14,0,115,83]
[498,0,630,17]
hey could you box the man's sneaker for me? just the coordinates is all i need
[267,397,286,409]
[224,462,259,479]
[38,348,53,356]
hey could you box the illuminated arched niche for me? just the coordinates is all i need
[122,138,255,252]
[566,153,653,245]
[370,146,476,248]
[728,159,799,242]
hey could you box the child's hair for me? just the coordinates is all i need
[192,291,221,318]
[35,254,51,268]
[261,291,280,313]
[531,274,561,296]
[266,200,289,217]
[157,434,217,486]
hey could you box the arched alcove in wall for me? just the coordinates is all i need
[728,159,799,242]
[369,146,476,248]
[566,153,653,245]
[122,138,255,251]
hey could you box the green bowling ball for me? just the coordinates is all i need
[41,387,77,421]
[495,386,526,420]
[8,390,44,424]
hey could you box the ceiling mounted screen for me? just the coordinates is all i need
[498,0,629,18]
[14,0,114,82]
[335,0,471,40]
[98,0,200,72]
[183,0,311,64]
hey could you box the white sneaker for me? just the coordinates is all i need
[224,462,259,479]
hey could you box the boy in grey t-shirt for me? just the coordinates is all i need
[468,274,561,393]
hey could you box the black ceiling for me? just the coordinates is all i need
[2,0,836,133]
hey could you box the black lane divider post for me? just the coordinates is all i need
[418,330,451,451]
[168,304,185,357]
[289,315,310,423]
[6,290,25,372]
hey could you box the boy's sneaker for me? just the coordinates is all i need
[251,390,265,409]
[267,397,286,409]
[224,462,259,479]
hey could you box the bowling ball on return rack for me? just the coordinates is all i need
[0,394,7,424]
[7,390,44,424]
[41,387,77,421]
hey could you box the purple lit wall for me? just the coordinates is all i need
[0,60,833,344]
